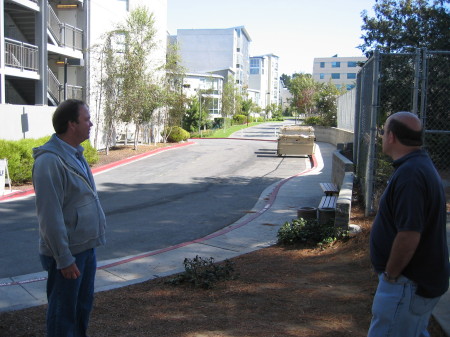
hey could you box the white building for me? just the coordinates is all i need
[1,0,87,140]
[181,72,224,120]
[248,53,280,109]
[312,55,366,90]
[0,0,167,144]
[89,0,167,147]
[173,26,251,91]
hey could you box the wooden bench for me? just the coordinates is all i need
[319,182,339,196]
[318,195,337,225]
[318,195,337,209]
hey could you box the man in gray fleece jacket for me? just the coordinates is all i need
[33,99,106,337]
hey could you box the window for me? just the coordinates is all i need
[236,47,240,52]
[319,73,325,79]
[320,62,325,68]
[332,62,340,68]
[331,73,340,79]
[250,58,260,75]
[347,73,356,79]
[346,84,355,90]
[347,61,357,67]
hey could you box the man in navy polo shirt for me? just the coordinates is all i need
[368,111,449,337]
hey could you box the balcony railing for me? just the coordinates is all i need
[5,38,38,71]
[48,4,83,51]
[47,67,83,103]
[48,67,61,101]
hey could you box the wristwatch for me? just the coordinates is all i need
[383,271,398,283]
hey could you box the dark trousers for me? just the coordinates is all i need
[40,249,96,337]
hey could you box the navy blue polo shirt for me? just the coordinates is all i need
[370,149,449,298]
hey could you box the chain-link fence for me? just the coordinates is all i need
[355,49,450,215]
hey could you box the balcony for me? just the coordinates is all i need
[48,4,83,51]
[4,38,38,72]
[48,67,83,104]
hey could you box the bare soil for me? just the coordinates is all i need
[1,144,446,337]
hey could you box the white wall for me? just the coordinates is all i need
[88,0,167,149]
[337,88,355,131]
[0,105,55,140]
[177,29,234,73]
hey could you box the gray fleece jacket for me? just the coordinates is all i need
[32,134,106,269]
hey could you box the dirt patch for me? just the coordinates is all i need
[1,145,446,337]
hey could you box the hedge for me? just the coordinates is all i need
[0,137,98,185]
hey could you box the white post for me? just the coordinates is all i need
[0,159,7,196]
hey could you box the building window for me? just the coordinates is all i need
[346,84,355,90]
[320,73,325,79]
[348,61,357,67]
[332,62,340,68]
[320,62,325,68]
[331,73,340,79]
[347,73,356,79]
[236,47,240,52]
[250,58,260,75]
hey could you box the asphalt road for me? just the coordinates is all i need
[0,122,310,278]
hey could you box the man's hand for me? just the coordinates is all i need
[61,263,81,279]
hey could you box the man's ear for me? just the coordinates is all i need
[387,130,396,144]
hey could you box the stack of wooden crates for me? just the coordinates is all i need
[276,125,315,157]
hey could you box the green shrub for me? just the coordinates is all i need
[304,116,323,126]
[165,126,190,142]
[277,217,348,247]
[166,255,237,289]
[81,139,99,165]
[232,114,247,125]
[0,137,98,184]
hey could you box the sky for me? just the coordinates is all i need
[167,0,376,75]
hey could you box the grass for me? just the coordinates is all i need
[191,121,272,138]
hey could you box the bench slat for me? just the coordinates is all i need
[319,182,338,196]
[318,196,337,209]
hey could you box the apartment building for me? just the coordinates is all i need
[248,53,280,109]
[0,0,88,140]
[1,0,86,106]
[1,0,167,142]
[173,26,251,91]
[181,72,224,119]
[312,55,366,90]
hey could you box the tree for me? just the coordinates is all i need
[221,78,238,129]
[241,98,254,125]
[117,6,162,150]
[316,82,344,127]
[359,0,450,55]
[288,73,319,116]
[160,42,188,142]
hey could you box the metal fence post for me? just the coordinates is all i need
[365,50,380,216]
[412,48,421,115]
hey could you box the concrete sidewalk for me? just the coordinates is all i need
[0,139,448,337]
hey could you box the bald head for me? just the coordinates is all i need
[386,111,423,147]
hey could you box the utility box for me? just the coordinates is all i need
[277,126,315,157]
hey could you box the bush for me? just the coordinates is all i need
[232,114,247,125]
[303,116,323,126]
[166,255,237,289]
[81,139,99,166]
[277,217,348,247]
[165,126,190,142]
[0,137,99,184]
